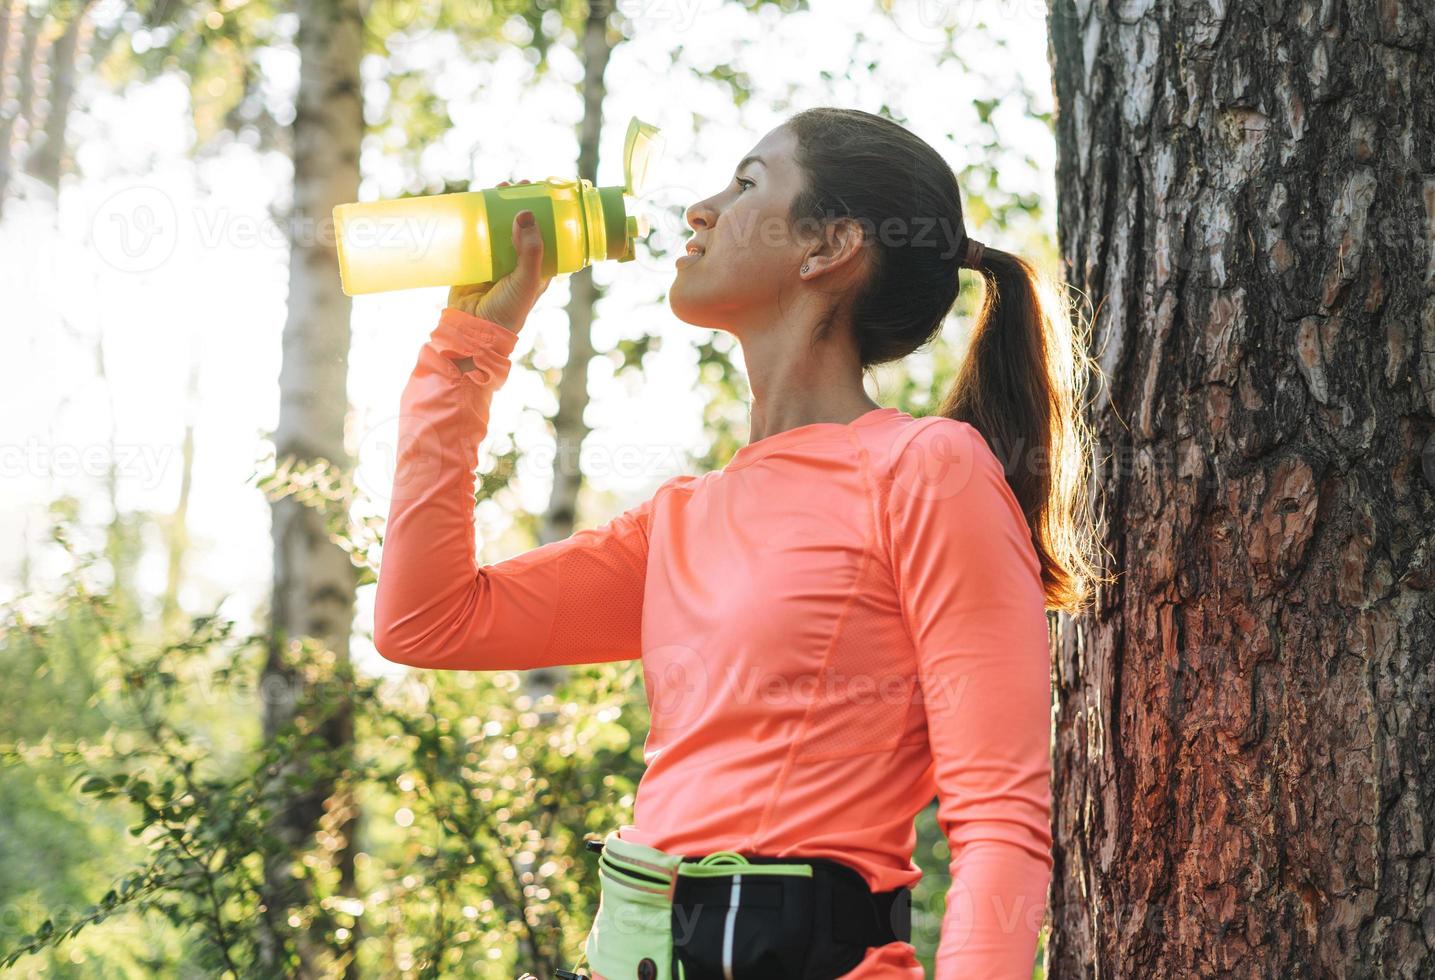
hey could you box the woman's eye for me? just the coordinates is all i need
[735,177,754,192]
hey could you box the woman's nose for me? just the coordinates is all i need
[686,200,716,232]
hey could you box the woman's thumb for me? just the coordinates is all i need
[515,210,543,284]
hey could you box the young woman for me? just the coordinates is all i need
[374,107,1101,979]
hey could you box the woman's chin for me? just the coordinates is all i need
[668,268,738,330]
[667,282,706,326]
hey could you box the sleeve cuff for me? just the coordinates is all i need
[432,306,521,361]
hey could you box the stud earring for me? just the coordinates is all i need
[801,263,809,274]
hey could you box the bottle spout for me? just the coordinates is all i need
[623,117,664,197]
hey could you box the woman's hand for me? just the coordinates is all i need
[447,179,554,334]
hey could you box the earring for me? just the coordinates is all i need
[801,263,809,274]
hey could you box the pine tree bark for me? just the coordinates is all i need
[1047,0,1434,976]
[259,0,363,973]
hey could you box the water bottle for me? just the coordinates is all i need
[332,116,664,295]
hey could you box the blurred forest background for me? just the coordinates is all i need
[0,0,1060,975]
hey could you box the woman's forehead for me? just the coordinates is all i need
[740,127,796,170]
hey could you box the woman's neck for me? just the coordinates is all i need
[739,322,880,444]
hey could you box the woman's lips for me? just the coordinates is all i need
[675,249,703,268]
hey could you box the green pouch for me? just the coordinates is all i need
[584,831,686,980]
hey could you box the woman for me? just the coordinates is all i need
[374,107,1102,979]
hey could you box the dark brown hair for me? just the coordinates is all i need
[784,106,1107,615]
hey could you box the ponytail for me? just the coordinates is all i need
[778,106,1107,613]
[937,244,1108,615]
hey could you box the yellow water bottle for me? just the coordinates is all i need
[332,117,664,295]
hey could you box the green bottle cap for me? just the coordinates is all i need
[582,117,665,264]
[598,185,629,261]
[593,117,664,262]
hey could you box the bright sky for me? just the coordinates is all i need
[0,0,1056,678]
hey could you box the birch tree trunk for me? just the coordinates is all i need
[524,0,614,703]
[1046,1,1435,976]
[23,0,94,189]
[160,358,198,636]
[0,0,13,94]
[0,0,44,213]
[258,0,363,973]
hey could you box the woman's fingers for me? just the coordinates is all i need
[448,278,495,305]
[447,179,541,318]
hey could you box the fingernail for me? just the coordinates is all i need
[518,211,535,229]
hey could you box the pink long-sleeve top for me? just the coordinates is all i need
[374,307,1055,979]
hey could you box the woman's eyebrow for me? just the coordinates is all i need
[735,154,766,174]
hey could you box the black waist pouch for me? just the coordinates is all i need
[669,851,911,980]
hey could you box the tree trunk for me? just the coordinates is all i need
[0,1,45,214]
[524,0,614,704]
[0,0,13,90]
[1046,0,1434,976]
[160,358,198,636]
[258,0,363,973]
[23,0,94,189]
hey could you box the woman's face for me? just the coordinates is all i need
[668,124,808,333]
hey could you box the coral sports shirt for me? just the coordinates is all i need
[374,307,1055,979]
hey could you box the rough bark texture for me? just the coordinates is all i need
[259,0,363,973]
[1047,0,1434,976]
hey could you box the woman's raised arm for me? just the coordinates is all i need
[372,305,672,671]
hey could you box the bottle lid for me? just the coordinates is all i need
[623,117,664,197]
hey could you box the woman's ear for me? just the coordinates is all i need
[801,217,872,283]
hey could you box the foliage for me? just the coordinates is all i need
[0,499,645,978]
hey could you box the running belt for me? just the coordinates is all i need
[567,834,912,980]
